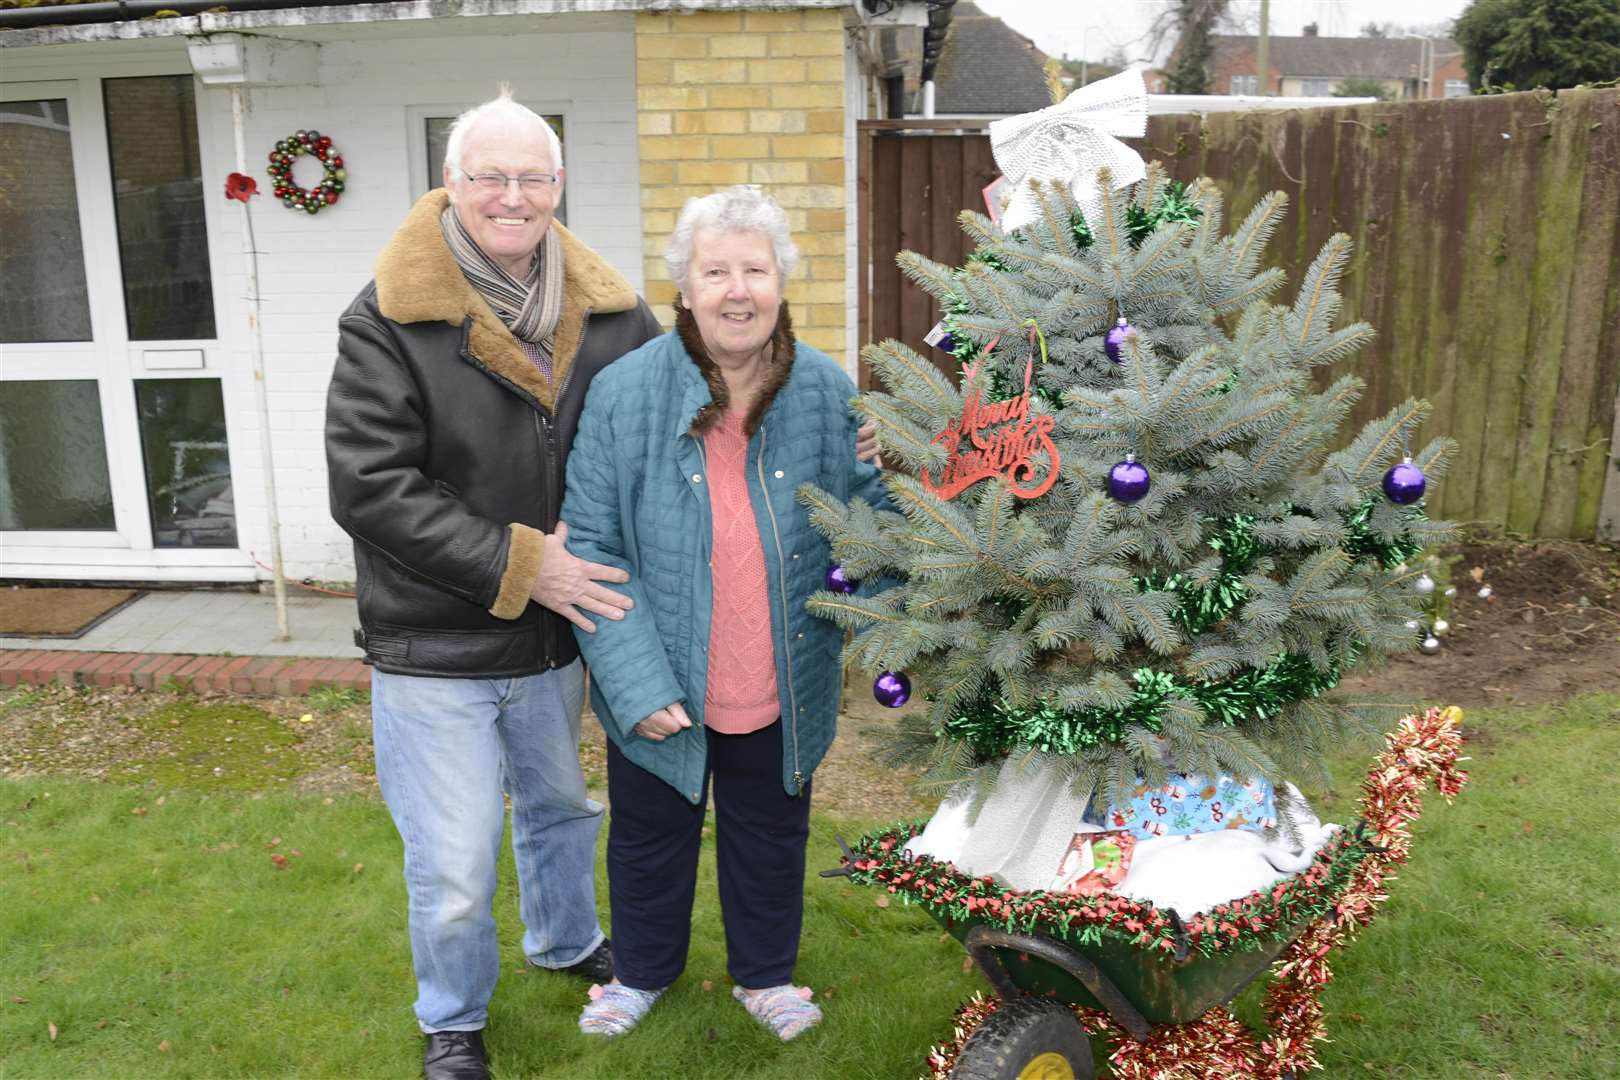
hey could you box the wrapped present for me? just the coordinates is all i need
[1050,830,1136,896]
[1085,772,1277,839]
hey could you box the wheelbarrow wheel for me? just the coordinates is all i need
[950,996,1093,1080]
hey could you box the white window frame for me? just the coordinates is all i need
[1,68,246,576]
[1444,80,1470,98]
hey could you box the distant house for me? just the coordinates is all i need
[920,1,1050,118]
[1210,27,1469,100]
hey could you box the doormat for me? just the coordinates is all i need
[0,587,142,638]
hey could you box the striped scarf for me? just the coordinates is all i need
[440,206,565,366]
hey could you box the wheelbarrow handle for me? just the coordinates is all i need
[963,924,1155,1043]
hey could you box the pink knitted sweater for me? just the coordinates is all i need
[702,410,780,734]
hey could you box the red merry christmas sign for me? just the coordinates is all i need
[921,359,1060,501]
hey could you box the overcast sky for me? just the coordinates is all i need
[974,0,1473,64]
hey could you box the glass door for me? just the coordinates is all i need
[1,74,238,572]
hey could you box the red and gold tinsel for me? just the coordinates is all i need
[917,706,1468,1080]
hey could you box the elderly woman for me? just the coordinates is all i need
[559,186,886,1040]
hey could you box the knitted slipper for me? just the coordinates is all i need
[732,984,822,1041]
[578,981,663,1037]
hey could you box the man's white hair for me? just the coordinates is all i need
[665,185,800,290]
[444,86,564,173]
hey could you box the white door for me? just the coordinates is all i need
[1,73,250,581]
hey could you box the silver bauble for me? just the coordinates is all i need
[1478,585,1493,599]
[1420,636,1442,654]
[1405,619,1422,631]
[1444,586,1458,598]
[1415,574,1436,595]
[1433,618,1450,635]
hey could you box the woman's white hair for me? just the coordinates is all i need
[444,86,564,173]
[665,185,799,290]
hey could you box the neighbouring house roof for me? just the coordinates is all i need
[1212,34,1460,80]
[930,1,1050,115]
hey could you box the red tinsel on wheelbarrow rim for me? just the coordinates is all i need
[845,824,1370,958]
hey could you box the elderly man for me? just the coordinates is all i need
[325,90,659,1080]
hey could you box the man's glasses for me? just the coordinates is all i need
[462,171,559,193]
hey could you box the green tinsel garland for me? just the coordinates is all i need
[1145,515,1259,635]
[935,505,1418,754]
[843,821,1372,958]
[1145,503,1421,636]
[942,653,1342,756]
[1340,497,1425,569]
[943,180,1202,367]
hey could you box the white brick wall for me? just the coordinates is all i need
[199,16,644,584]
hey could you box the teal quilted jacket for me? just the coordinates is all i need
[562,319,888,803]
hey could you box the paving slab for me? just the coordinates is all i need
[0,590,360,659]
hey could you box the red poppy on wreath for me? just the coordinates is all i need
[224,173,259,203]
[264,128,348,216]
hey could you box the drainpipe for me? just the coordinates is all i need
[230,85,290,641]
[921,79,935,118]
[885,73,906,119]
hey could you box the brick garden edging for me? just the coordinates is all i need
[0,649,369,697]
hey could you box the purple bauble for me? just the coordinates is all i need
[1382,458,1427,505]
[1103,317,1136,363]
[825,564,859,594]
[873,670,912,708]
[936,331,956,354]
[1107,455,1151,503]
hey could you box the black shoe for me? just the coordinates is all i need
[423,1029,489,1080]
[555,938,614,981]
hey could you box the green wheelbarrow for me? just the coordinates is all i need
[823,826,1377,1080]
[824,707,1469,1080]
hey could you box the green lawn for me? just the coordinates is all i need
[2,693,1616,1079]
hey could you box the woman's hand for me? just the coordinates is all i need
[634,701,692,742]
[856,419,883,469]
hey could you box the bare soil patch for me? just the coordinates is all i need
[1338,539,1620,708]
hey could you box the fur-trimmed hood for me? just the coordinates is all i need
[374,189,638,413]
[676,298,798,439]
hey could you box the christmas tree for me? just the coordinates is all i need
[801,164,1457,813]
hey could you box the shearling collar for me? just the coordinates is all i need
[374,189,638,413]
[677,299,797,439]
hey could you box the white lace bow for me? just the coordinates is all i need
[988,68,1149,233]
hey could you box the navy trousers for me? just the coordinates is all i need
[604,720,812,991]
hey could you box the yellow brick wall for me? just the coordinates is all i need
[635,8,847,361]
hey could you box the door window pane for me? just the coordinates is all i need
[0,380,114,530]
[135,378,236,547]
[0,99,92,343]
[426,113,567,224]
[103,75,216,341]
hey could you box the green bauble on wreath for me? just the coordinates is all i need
[265,129,347,216]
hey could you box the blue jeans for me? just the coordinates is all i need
[372,662,605,1033]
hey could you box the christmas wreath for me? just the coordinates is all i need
[266,129,346,215]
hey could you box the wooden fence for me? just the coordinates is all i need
[855,88,1620,541]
